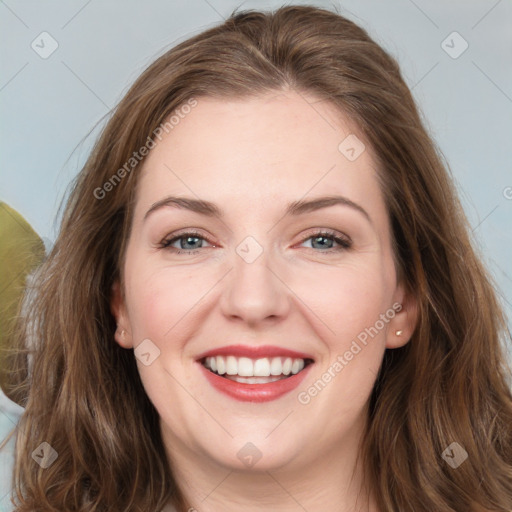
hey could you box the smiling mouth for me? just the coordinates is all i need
[200,355,314,384]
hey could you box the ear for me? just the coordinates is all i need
[385,283,418,349]
[110,280,134,349]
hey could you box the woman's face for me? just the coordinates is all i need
[112,90,415,475]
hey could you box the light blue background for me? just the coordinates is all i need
[3,0,511,337]
[1,0,510,313]
[1,0,511,298]
[0,1,511,506]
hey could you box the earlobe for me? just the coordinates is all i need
[114,326,133,349]
[387,328,408,349]
[385,288,419,349]
[110,281,134,349]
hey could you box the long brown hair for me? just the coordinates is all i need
[3,5,511,511]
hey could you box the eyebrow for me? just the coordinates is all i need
[144,195,371,224]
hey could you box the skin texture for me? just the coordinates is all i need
[111,90,417,512]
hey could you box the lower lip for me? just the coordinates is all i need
[198,362,313,403]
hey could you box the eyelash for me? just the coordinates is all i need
[159,229,352,255]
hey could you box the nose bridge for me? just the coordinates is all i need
[220,234,289,323]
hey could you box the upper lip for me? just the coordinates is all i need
[196,344,315,362]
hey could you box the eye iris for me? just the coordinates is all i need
[311,235,333,250]
[181,236,202,250]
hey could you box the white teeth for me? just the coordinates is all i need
[238,357,253,377]
[216,356,226,375]
[226,356,237,375]
[225,375,285,384]
[270,357,283,375]
[253,358,270,377]
[291,359,302,374]
[282,357,292,375]
[203,355,307,377]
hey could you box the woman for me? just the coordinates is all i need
[2,5,511,511]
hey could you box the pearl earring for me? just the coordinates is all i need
[395,330,403,336]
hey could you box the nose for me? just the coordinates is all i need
[219,243,291,327]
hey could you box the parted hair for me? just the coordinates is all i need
[2,4,511,511]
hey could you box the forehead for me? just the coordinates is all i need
[135,91,385,222]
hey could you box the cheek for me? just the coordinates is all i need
[124,253,194,345]
[294,259,392,347]
[291,261,393,424]
[124,259,223,366]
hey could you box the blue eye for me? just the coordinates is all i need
[159,229,351,255]
[299,231,352,252]
[160,231,213,253]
